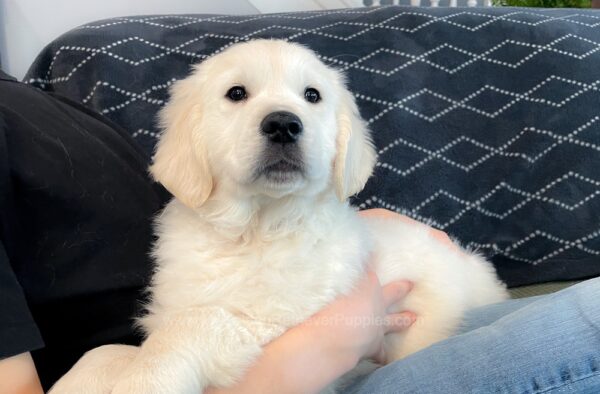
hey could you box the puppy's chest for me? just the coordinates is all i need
[151,205,369,341]
[230,227,367,322]
[156,218,368,326]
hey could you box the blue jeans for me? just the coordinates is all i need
[347,277,600,394]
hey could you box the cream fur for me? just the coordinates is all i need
[50,40,508,394]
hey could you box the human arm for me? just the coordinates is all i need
[0,352,44,394]
[0,238,44,394]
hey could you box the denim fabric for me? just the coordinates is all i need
[347,277,600,393]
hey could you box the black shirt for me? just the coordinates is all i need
[0,71,170,389]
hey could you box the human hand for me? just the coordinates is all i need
[303,270,415,366]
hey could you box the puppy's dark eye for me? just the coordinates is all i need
[304,88,321,104]
[226,86,247,102]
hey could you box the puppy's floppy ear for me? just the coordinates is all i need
[333,87,377,201]
[150,77,213,208]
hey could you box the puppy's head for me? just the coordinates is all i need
[151,40,376,208]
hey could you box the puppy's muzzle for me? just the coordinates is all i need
[260,111,303,144]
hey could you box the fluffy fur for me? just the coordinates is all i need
[50,40,508,394]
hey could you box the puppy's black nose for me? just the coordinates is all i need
[260,111,303,144]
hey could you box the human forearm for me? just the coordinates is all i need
[0,352,44,394]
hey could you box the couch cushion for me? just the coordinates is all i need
[25,6,600,287]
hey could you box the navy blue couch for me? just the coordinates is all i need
[25,6,600,287]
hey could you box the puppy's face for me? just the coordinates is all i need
[194,40,341,198]
[151,40,376,208]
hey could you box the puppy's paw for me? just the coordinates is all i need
[49,345,138,394]
[112,354,202,394]
[111,372,174,394]
[111,374,165,394]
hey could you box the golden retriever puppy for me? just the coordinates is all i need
[50,39,508,394]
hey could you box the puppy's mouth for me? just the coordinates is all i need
[254,143,305,184]
[260,159,303,183]
[264,160,302,173]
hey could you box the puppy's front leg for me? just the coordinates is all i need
[111,307,263,394]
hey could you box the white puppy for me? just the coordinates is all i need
[50,39,508,394]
